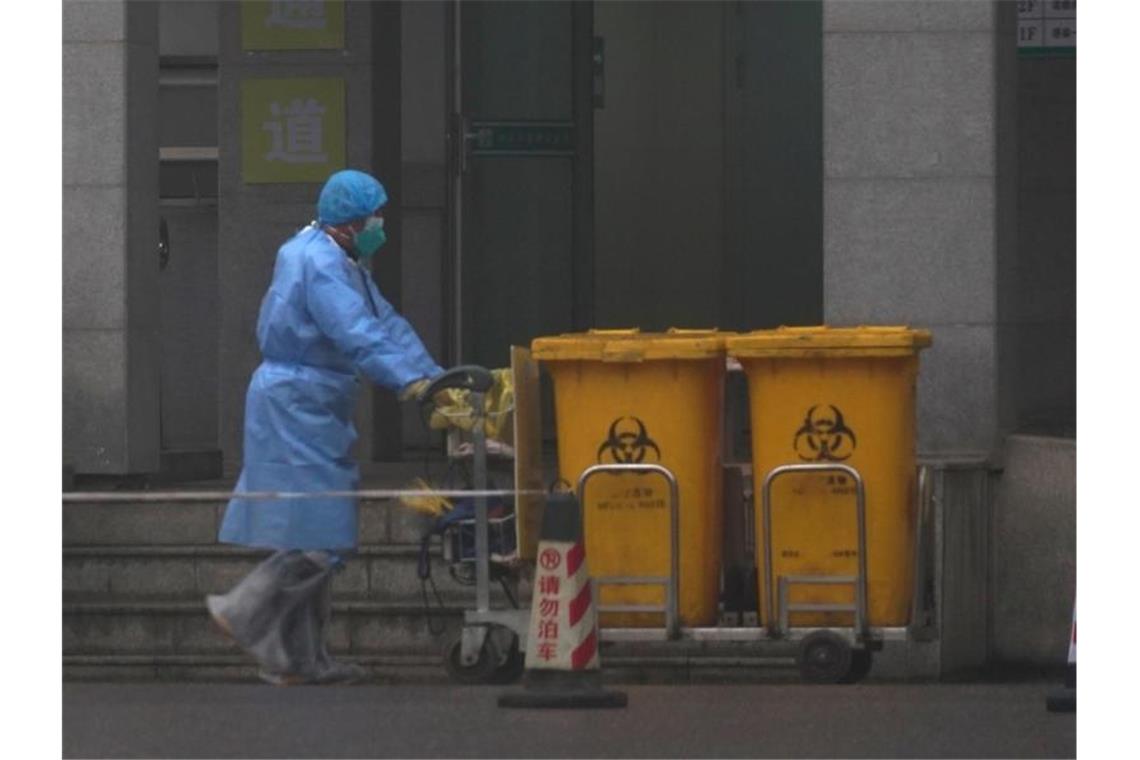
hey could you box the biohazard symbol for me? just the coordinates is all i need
[597,416,661,464]
[793,405,857,462]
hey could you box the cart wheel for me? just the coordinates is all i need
[841,648,873,684]
[491,637,526,684]
[797,631,853,684]
[443,635,499,684]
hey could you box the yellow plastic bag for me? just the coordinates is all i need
[427,368,514,442]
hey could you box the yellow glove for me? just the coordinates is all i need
[397,478,453,517]
[398,378,432,402]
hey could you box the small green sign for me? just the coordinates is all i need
[469,122,576,156]
[242,78,345,184]
[241,1,345,51]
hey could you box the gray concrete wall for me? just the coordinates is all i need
[63,0,161,474]
[216,2,376,473]
[990,435,1075,666]
[822,0,1012,456]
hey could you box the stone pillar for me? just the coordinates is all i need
[63,1,160,474]
[216,2,377,474]
[822,0,1016,455]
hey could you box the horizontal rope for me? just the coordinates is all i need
[62,488,548,504]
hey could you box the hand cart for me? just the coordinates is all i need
[417,364,532,684]
[418,364,927,685]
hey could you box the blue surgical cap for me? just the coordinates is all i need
[317,169,388,225]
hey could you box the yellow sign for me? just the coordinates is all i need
[241,1,345,51]
[241,78,346,184]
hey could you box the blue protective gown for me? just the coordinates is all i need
[219,224,443,551]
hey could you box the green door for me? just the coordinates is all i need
[451,0,593,369]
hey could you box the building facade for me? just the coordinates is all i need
[63,0,1075,479]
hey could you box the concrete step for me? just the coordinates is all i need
[63,599,467,658]
[63,653,450,684]
[63,495,526,671]
[62,544,511,605]
[63,498,435,546]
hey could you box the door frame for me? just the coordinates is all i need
[369,0,405,461]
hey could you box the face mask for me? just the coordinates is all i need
[352,216,387,260]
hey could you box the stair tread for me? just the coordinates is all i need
[63,596,472,612]
[64,653,442,664]
[63,543,432,555]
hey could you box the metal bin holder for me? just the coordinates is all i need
[577,463,682,640]
[762,462,874,682]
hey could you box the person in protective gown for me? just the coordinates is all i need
[207,169,443,685]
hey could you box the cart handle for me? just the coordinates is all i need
[421,365,495,399]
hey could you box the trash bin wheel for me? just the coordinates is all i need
[797,630,854,684]
[443,634,499,684]
[841,648,873,684]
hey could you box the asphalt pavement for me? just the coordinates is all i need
[63,681,1074,758]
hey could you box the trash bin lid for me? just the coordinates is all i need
[726,326,932,358]
[532,328,729,362]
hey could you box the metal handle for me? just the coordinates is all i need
[158,217,170,270]
[576,463,680,639]
[470,388,490,612]
[421,365,494,399]
[761,463,868,640]
[456,113,475,175]
[419,366,496,449]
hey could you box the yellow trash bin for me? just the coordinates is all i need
[531,329,728,628]
[726,326,932,629]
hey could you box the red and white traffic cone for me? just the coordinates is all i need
[498,491,627,709]
[1046,599,1076,713]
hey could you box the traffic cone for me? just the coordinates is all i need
[498,492,627,709]
[1046,599,1076,713]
